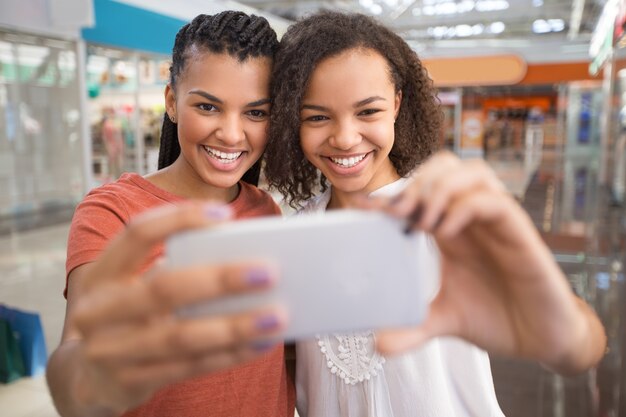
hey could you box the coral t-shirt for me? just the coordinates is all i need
[65,173,294,417]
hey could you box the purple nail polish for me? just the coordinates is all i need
[246,269,271,287]
[256,314,280,331]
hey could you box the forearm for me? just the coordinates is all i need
[46,340,121,417]
[543,297,607,376]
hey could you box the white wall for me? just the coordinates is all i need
[0,0,93,39]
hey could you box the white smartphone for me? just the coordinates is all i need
[166,209,439,341]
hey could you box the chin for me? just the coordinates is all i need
[328,177,370,194]
[204,173,244,189]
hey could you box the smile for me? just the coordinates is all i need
[203,146,243,164]
[329,153,367,168]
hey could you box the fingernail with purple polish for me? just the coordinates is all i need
[203,204,232,220]
[255,314,280,331]
[246,269,271,287]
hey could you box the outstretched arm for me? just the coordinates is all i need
[364,151,606,375]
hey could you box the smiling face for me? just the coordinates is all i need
[299,48,401,205]
[164,50,271,200]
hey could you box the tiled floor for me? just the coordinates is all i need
[0,146,597,417]
[0,376,58,417]
[0,223,69,416]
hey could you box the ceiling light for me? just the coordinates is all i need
[548,19,565,32]
[359,0,374,7]
[370,4,383,15]
[533,0,543,6]
[532,19,551,33]
[475,0,509,12]
[423,5,436,15]
[455,24,473,37]
[472,24,485,35]
[435,2,458,15]
[428,25,449,38]
[458,0,476,13]
[489,21,506,34]
[532,18,565,34]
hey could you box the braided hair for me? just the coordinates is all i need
[158,11,279,186]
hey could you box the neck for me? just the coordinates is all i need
[326,160,400,210]
[327,190,360,210]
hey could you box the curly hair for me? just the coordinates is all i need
[264,10,442,207]
[158,11,279,186]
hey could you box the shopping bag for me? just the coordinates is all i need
[0,319,26,383]
[0,305,47,377]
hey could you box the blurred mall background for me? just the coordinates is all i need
[0,0,624,415]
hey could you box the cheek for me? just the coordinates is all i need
[179,112,209,142]
[369,119,396,150]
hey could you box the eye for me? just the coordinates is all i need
[304,115,329,122]
[247,109,269,120]
[197,103,218,112]
[358,108,382,116]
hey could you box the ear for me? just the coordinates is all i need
[165,84,176,120]
[394,90,402,120]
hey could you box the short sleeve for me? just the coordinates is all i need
[64,190,129,297]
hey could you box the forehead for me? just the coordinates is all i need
[305,48,393,98]
[178,51,271,97]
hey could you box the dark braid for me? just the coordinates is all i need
[158,11,278,186]
[157,114,180,170]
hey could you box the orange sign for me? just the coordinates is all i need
[423,54,527,87]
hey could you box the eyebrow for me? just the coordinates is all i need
[301,96,387,112]
[354,96,386,108]
[189,90,270,107]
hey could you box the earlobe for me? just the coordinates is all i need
[164,84,177,122]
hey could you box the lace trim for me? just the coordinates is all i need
[317,332,385,386]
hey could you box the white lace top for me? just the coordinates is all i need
[295,178,505,417]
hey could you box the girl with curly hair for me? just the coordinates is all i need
[266,10,605,417]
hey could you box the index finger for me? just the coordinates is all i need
[85,203,231,290]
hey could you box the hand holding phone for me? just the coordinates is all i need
[166,210,439,340]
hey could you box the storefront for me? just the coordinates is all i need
[0,0,289,229]
[80,0,185,186]
[0,0,91,230]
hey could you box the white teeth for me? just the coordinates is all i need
[204,146,243,163]
[330,154,366,168]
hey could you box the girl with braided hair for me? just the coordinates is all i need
[47,12,294,417]
[265,10,605,417]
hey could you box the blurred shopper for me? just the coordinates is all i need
[46,12,295,417]
[264,11,606,417]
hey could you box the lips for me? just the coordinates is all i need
[329,153,367,168]
[203,145,244,164]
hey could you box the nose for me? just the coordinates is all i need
[216,113,245,145]
[329,119,361,150]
